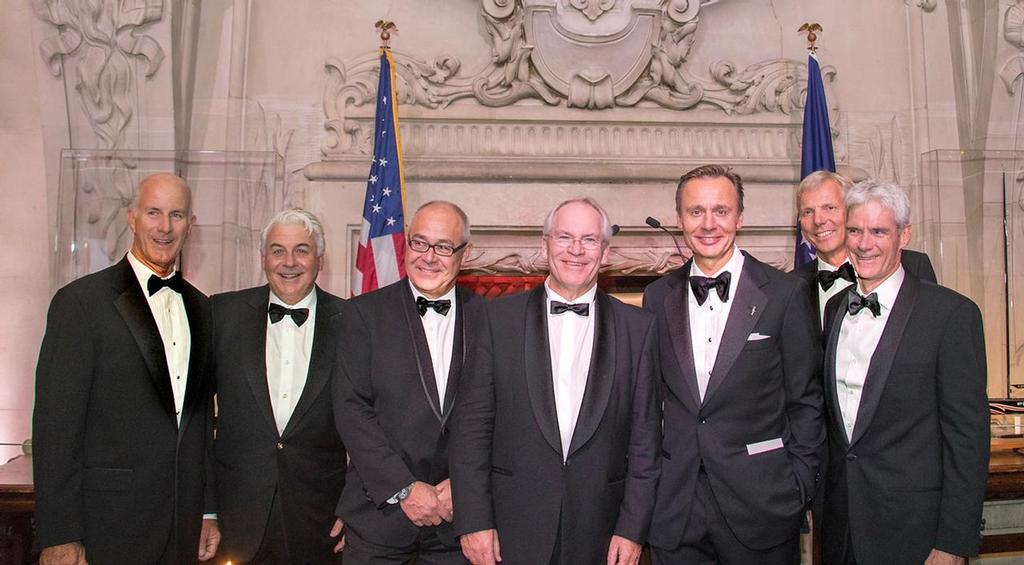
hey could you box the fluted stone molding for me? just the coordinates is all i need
[33,0,165,150]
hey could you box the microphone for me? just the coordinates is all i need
[645,216,685,263]
[611,224,620,236]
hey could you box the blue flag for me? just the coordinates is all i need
[794,53,836,267]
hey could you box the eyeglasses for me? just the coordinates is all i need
[547,234,603,250]
[408,238,468,257]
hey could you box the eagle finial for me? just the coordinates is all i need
[799,23,823,53]
[375,20,398,48]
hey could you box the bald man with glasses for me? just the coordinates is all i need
[333,201,487,564]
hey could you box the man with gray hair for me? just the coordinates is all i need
[819,180,989,564]
[211,208,347,563]
[793,170,936,329]
[451,197,660,565]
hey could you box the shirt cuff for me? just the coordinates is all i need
[202,513,218,520]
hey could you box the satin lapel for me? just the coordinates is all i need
[703,257,767,405]
[400,283,444,422]
[663,266,701,407]
[567,291,616,458]
[849,275,919,446]
[810,259,822,331]
[239,287,278,437]
[524,285,562,456]
[112,259,176,426]
[824,290,853,445]
[177,283,211,440]
[439,287,470,424]
[283,287,336,438]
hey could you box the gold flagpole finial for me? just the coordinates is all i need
[798,23,823,53]
[375,20,398,48]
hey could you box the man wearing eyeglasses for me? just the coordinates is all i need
[333,200,486,564]
[451,198,660,565]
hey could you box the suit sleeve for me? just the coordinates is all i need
[204,298,219,516]
[779,278,826,504]
[332,302,417,510]
[32,287,94,548]
[449,304,498,536]
[613,315,661,543]
[933,299,989,557]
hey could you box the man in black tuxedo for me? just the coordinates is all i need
[819,180,989,565]
[792,170,936,329]
[333,201,484,564]
[644,165,824,564]
[212,209,347,563]
[33,173,220,564]
[452,198,661,565]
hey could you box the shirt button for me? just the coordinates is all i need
[283,394,288,399]
[176,376,181,380]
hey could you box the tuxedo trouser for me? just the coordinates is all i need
[343,526,465,565]
[651,469,799,565]
[247,489,344,565]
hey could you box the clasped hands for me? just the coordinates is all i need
[400,479,454,526]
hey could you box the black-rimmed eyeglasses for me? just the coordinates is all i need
[408,238,469,257]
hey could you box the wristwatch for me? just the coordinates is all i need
[388,481,416,504]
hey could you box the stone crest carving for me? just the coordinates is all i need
[322,0,838,157]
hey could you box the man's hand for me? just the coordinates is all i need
[198,518,221,561]
[329,517,346,553]
[606,535,642,565]
[40,542,87,565]
[400,481,445,526]
[461,529,501,565]
[435,478,454,522]
[924,549,965,565]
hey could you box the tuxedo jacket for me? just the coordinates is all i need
[643,253,825,551]
[792,248,936,332]
[820,273,989,564]
[450,286,661,565]
[211,285,347,563]
[33,257,214,564]
[333,279,485,548]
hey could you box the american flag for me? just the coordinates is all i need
[353,49,407,296]
[794,52,836,268]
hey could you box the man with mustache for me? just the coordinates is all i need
[334,201,485,564]
[211,209,347,563]
[452,197,660,565]
[33,173,219,564]
[819,180,988,565]
[792,171,936,329]
[645,165,824,564]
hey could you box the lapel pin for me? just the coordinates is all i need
[750,306,757,316]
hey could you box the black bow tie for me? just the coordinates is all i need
[416,296,451,316]
[268,303,310,326]
[550,301,590,316]
[817,262,856,291]
[847,292,881,317]
[147,272,184,296]
[690,271,731,306]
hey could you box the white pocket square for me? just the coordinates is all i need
[746,437,784,455]
[747,333,771,341]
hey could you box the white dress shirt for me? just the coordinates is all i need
[266,288,317,435]
[816,258,855,326]
[688,246,745,401]
[834,266,905,440]
[545,280,597,460]
[410,282,457,408]
[127,251,191,425]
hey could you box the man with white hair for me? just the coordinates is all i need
[792,170,936,329]
[211,208,347,563]
[819,180,989,565]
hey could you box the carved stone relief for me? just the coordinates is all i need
[33,0,165,150]
[320,0,839,161]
